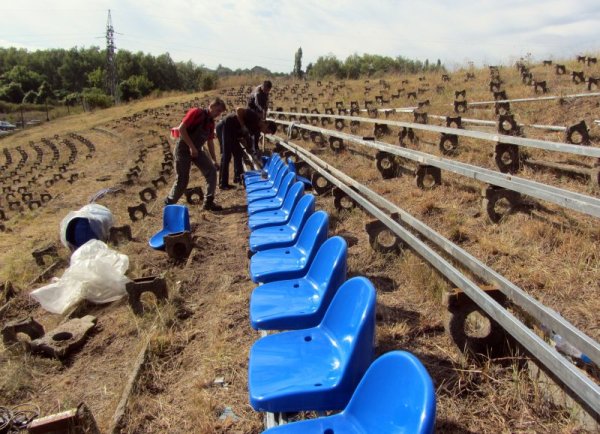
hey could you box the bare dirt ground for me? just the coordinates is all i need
[1,57,599,433]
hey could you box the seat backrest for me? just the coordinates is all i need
[295,211,328,258]
[306,236,348,316]
[163,205,190,233]
[275,172,296,199]
[280,182,304,213]
[321,277,376,402]
[260,156,281,179]
[286,158,297,174]
[266,155,283,174]
[270,163,289,187]
[287,194,315,231]
[346,351,436,434]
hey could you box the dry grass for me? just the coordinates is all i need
[0,54,599,433]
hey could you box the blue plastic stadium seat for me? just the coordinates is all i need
[249,194,315,252]
[244,155,281,181]
[248,276,377,412]
[246,162,287,193]
[249,211,328,283]
[247,174,299,216]
[246,157,284,187]
[250,236,347,330]
[261,351,436,434]
[248,183,305,231]
[148,205,190,250]
[286,158,312,189]
[244,154,275,177]
[247,171,294,205]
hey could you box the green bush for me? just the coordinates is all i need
[200,73,217,91]
[64,92,81,106]
[82,88,113,109]
[0,82,25,103]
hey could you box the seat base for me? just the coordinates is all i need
[250,279,320,330]
[249,327,346,412]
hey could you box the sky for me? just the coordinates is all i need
[1,0,599,73]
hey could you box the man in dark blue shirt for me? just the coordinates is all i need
[247,80,272,153]
[216,107,276,189]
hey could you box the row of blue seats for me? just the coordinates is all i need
[243,154,437,433]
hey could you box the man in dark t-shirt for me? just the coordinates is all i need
[165,98,226,210]
[216,107,276,189]
[248,80,272,118]
[247,80,272,152]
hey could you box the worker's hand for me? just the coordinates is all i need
[189,146,198,158]
[241,126,250,136]
[213,161,220,171]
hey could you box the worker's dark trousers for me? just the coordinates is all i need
[166,140,216,203]
[216,118,244,186]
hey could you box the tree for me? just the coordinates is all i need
[36,81,55,120]
[36,80,54,100]
[87,67,105,89]
[58,48,90,92]
[3,66,43,93]
[22,90,38,104]
[0,82,24,103]
[310,55,344,79]
[82,88,112,109]
[118,80,140,102]
[150,53,180,90]
[116,50,144,80]
[305,62,313,77]
[118,74,154,101]
[64,92,81,107]
[293,47,303,78]
[343,54,361,79]
[129,75,154,96]
[176,60,200,91]
[199,72,218,91]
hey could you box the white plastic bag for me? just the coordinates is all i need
[60,204,114,250]
[31,240,130,314]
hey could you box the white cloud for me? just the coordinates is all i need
[0,0,598,72]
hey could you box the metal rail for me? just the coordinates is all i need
[267,134,600,417]
[273,111,600,159]
[269,134,600,365]
[412,113,566,132]
[465,92,600,107]
[357,108,568,132]
[269,119,600,219]
[306,92,600,112]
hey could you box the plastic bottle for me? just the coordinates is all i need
[552,334,592,364]
[541,324,592,364]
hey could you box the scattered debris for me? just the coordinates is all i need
[28,403,99,434]
[125,276,168,315]
[218,407,239,422]
[30,315,97,359]
[2,317,45,349]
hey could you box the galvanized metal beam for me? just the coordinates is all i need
[274,111,600,158]
[268,134,600,416]
[270,134,600,366]
[271,119,600,219]
[466,92,600,107]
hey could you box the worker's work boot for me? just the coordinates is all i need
[203,197,223,211]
